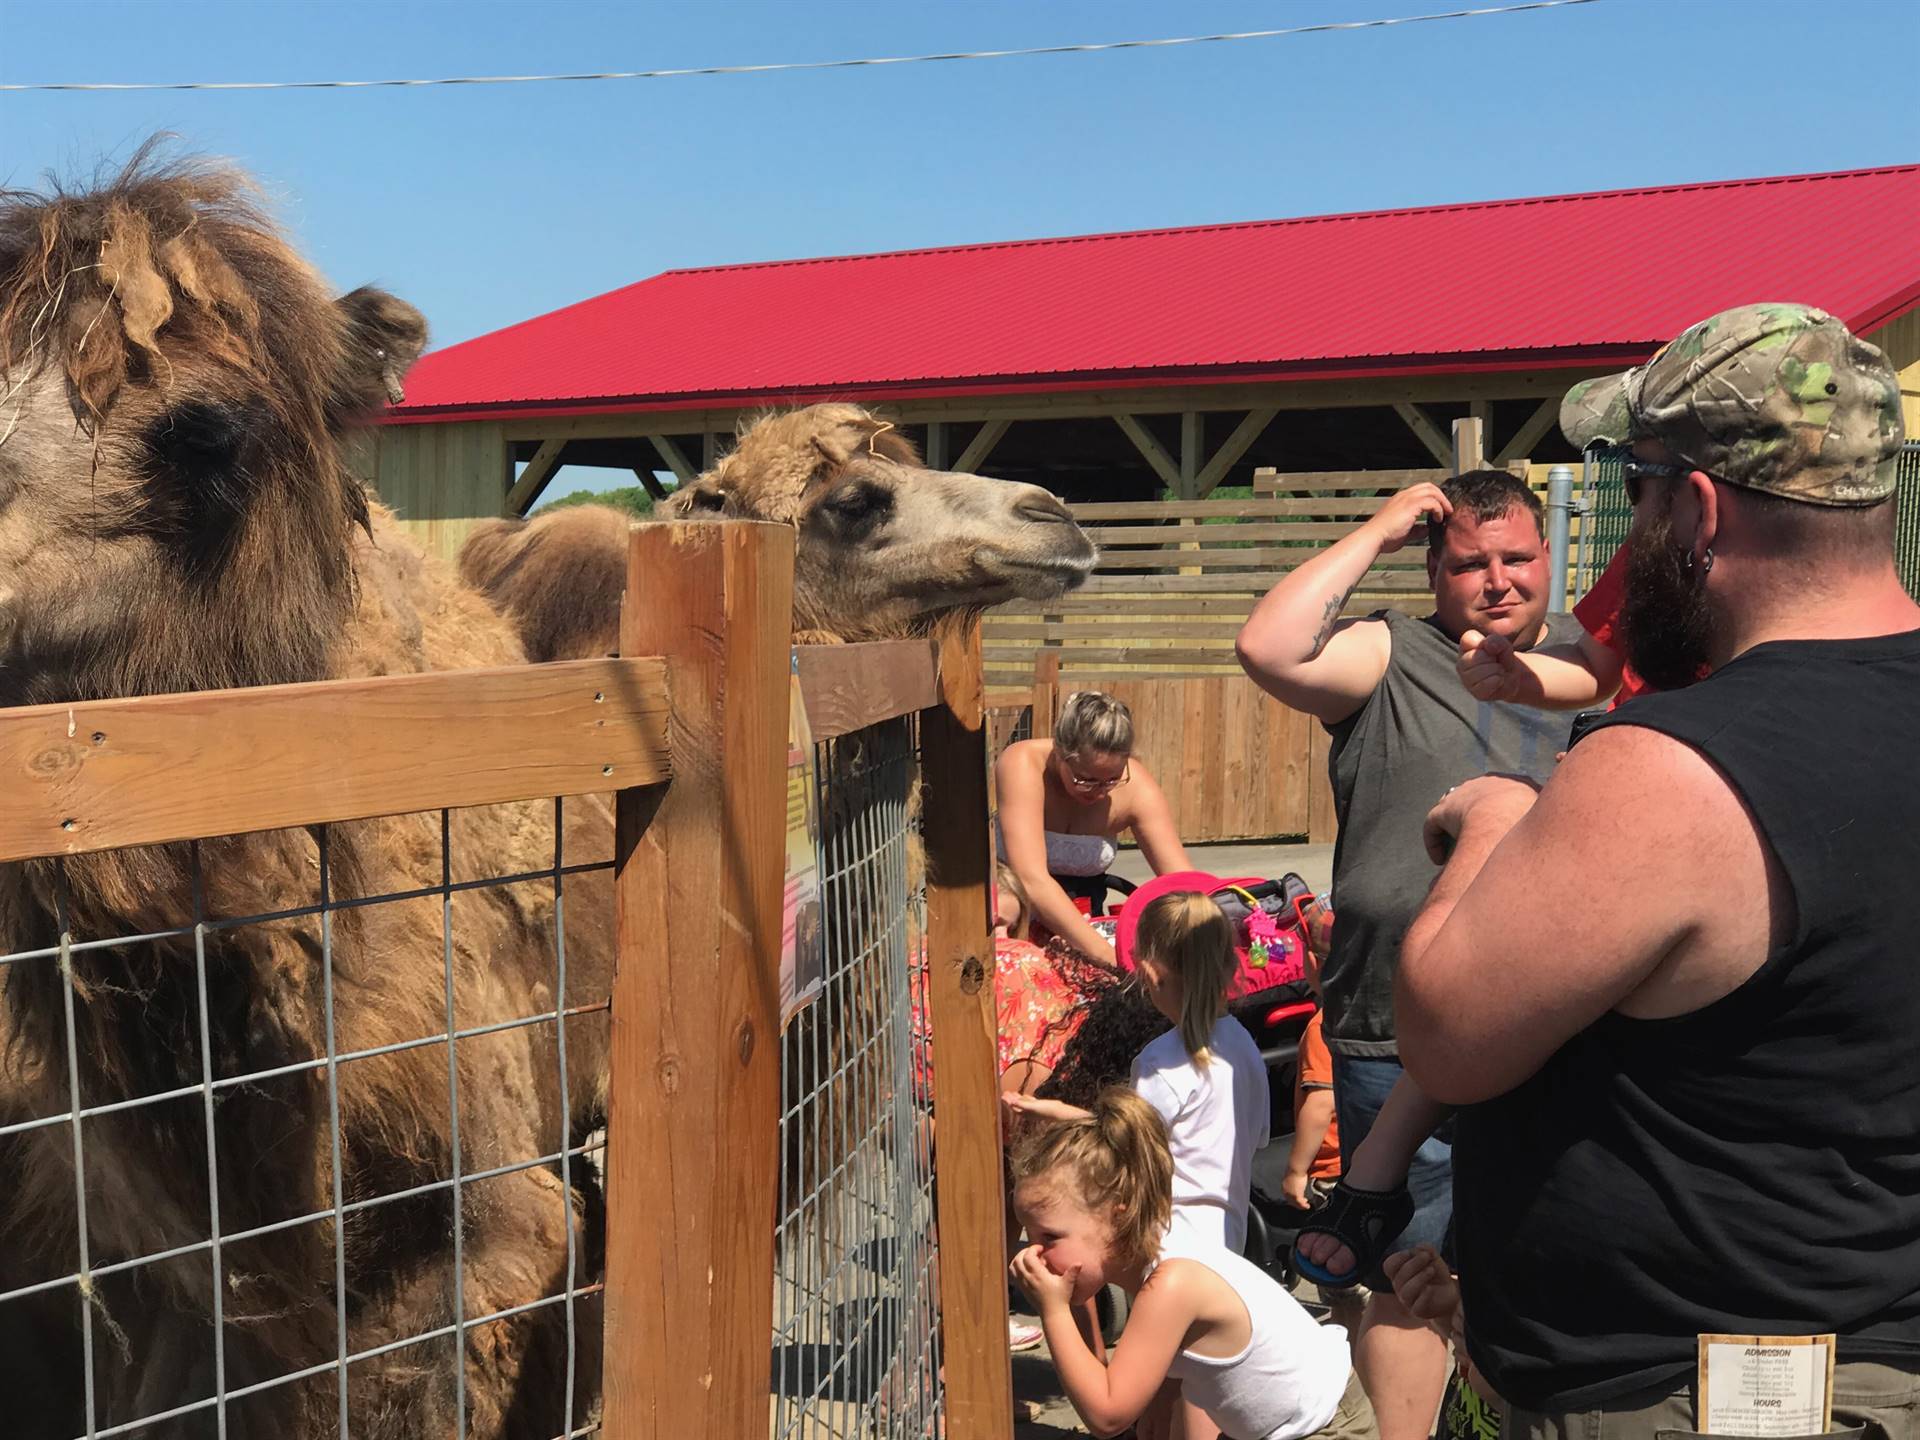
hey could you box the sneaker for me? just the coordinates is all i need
[1008,1318,1045,1353]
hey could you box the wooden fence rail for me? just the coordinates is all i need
[0,519,1012,1440]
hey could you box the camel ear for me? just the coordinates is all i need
[333,286,428,411]
[664,481,729,518]
[810,430,858,474]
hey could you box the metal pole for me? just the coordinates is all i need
[1546,464,1575,612]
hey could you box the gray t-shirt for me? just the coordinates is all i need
[1321,609,1579,1057]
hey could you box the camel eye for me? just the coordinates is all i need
[826,483,890,524]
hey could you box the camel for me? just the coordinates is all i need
[0,152,605,1437]
[0,152,1097,1436]
[459,403,1098,653]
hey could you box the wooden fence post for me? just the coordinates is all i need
[922,621,1016,1440]
[603,520,795,1438]
[1033,649,1062,738]
[1451,416,1485,475]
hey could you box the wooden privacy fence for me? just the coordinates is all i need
[0,521,1012,1440]
[981,463,1593,843]
[987,655,1336,846]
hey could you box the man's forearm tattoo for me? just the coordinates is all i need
[1306,580,1359,659]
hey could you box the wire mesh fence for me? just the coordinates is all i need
[1896,442,1920,603]
[771,715,943,1438]
[1577,440,1920,605]
[1573,443,1631,601]
[0,800,611,1440]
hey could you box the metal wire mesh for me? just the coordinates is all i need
[1575,441,1920,605]
[1573,443,1631,601]
[0,800,610,1439]
[771,715,943,1438]
[1895,442,1920,603]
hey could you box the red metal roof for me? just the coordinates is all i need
[389,165,1920,424]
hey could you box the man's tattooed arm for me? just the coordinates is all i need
[1305,580,1361,660]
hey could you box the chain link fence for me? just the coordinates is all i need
[1576,440,1920,604]
[1895,441,1920,602]
[772,715,943,1438]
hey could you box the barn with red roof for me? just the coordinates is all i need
[373,164,1920,561]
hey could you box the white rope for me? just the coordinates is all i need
[0,0,1600,93]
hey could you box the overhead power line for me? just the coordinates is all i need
[1,0,1601,93]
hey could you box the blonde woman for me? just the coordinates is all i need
[994,691,1192,969]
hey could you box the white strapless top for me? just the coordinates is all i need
[995,823,1117,878]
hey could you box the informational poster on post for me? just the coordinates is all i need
[781,673,825,1024]
[1697,1333,1834,1438]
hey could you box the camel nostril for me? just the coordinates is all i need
[1016,493,1073,526]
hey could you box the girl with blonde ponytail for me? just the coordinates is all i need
[1009,889,1271,1252]
[1010,1088,1364,1440]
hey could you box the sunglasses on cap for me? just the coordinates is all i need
[1622,455,1698,507]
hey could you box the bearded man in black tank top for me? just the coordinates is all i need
[1396,302,1920,1440]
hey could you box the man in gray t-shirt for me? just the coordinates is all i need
[1237,469,1573,1440]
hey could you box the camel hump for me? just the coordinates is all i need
[459,506,630,662]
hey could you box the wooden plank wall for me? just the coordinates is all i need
[981,464,1588,843]
[369,421,510,564]
[981,464,1588,686]
[1006,674,1332,845]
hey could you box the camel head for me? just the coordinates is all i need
[664,404,1096,642]
[0,147,427,706]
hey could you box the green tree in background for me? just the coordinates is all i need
[537,483,669,518]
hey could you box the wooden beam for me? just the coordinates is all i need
[1493,397,1561,465]
[1178,412,1203,499]
[954,417,1011,474]
[925,419,950,470]
[503,438,565,516]
[648,434,698,486]
[793,639,940,739]
[629,468,670,501]
[605,521,793,1440]
[1194,408,1279,496]
[0,658,669,863]
[1452,415,1485,475]
[1033,650,1062,735]
[490,368,1615,443]
[921,621,1015,1440]
[1072,496,1394,520]
[1113,413,1183,491]
[1392,403,1454,467]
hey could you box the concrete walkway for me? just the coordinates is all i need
[1109,840,1334,896]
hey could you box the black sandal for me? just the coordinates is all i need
[1290,1181,1415,1290]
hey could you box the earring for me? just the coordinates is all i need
[1699,547,1715,576]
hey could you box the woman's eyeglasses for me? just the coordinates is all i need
[1061,758,1129,793]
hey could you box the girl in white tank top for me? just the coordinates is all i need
[1009,1088,1362,1440]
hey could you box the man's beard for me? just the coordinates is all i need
[1620,507,1714,692]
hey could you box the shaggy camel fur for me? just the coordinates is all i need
[459,403,1098,653]
[0,155,603,1437]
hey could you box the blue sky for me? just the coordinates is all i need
[3,0,1916,504]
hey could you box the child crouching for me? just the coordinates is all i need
[1010,1087,1372,1440]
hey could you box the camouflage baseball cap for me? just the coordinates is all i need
[1560,302,1905,507]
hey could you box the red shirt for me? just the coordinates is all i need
[1572,546,1656,706]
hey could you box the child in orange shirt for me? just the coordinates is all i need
[1283,1010,1342,1211]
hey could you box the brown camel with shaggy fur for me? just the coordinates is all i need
[459,403,1097,654]
[0,155,605,1437]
